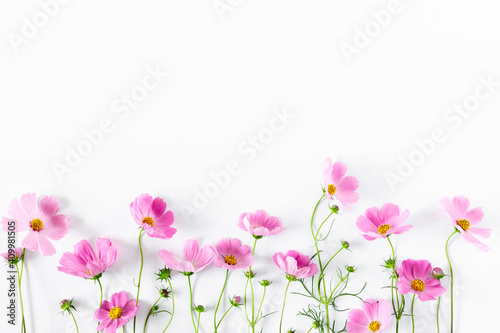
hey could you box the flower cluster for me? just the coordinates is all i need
[0,158,491,333]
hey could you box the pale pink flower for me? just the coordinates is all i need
[129,194,176,239]
[237,210,283,238]
[1,247,23,263]
[346,298,392,333]
[57,238,117,279]
[159,239,212,274]
[273,250,318,280]
[323,157,359,208]
[355,203,411,240]
[94,291,138,333]
[440,196,492,251]
[212,238,253,270]
[1,193,69,256]
[397,259,446,302]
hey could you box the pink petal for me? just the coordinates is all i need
[94,308,111,321]
[469,227,492,238]
[96,238,117,269]
[22,231,56,256]
[465,207,484,226]
[158,250,180,270]
[151,197,167,218]
[183,239,200,262]
[451,196,470,217]
[461,232,490,252]
[19,193,38,220]
[336,176,359,192]
[331,162,348,183]
[42,214,69,240]
[37,196,60,220]
[356,215,378,233]
[120,299,139,319]
[111,291,129,308]
[96,317,112,331]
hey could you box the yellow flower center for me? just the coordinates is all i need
[109,307,122,319]
[224,255,237,265]
[30,219,43,231]
[142,217,155,227]
[411,279,425,292]
[327,184,336,195]
[377,224,390,235]
[457,219,470,231]
[369,321,381,332]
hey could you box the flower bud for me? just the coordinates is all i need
[60,298,75,313]
[312,320,320,328]
[230,295,241,307]
[156,267,172,281]
[194,305,207,313]
[383,258,396,269]
[431,267,445,280]
[341,240,350,249]
[287,329,296,333]
[345,265,357,273]
[259,279,272,287]
[159,288,170,299]
[244,269,256,279]
[330,205,339,213]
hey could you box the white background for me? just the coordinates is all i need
[1,1,499,332]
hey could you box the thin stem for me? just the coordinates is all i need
[323,247,343,271]
[436,296,441,333]
[279,280,292,333]
[196,309,201,333]
[411,294,416,333]
[250,238,258,327]
[97,278,103,333]
[256,285,267,320]
[244,276,251,324]
[314,210,335,240]
[215,305,234,330]
[69,309,80,333]
[16,249,27,333]
[445,230,458,333]
[143,296,162,333]
[188,275,198,333]
[214,270,230,332]
[162,279,175,333]
[387,236,401,328]
[133,229,145,333]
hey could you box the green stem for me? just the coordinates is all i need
[310,195,330,330]
[214,270,230,332]
[445,230,458,333]
[314,210,335,240]
[387,236,402,333]
[162,279,175,333]
[134,229,145,333]
[215,305,234,330]
[143,296,162,333]
[279,280,292,333]
[16,249,26,333]
[255,285,267,320]
[411,294,416,333]
[436,296,441,333]
[196,309,201,333]
[97,278,103,333]
[69,309,80,333]
[323,247,343,271]
[188,275,198,333]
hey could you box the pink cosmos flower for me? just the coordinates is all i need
[440,196,492,252]
[159,239,213,274]
[273,250,318,280]
[212,238,253,270]
[346,298,392,333]
[1,247,23,263]
[237,210,284,238]
[397,259,446,302]
[129,194,176,239]
[57,238,117,279]
[94,291,138,333]
[1,193,69,256]
[323,157,359,208]
[355,203,411,240]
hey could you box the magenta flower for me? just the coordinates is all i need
[1,193,69,256]
[346,298,392,333]
[1,247,23,263]
[94,291,138,333]
[57,238,117,279]
[129,194,176,239]
[323,157,359,208]
[440,196,492,251]
[237,210,284,238]
[273,250,318,280]
[355,203,411,240]
[212,238,253,270]
[397,259,446,301]
[159,239,213,274]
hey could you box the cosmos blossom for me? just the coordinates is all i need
[346,298,392,333]
[323,157,359,208]
[1,193,69,256]
[159,239,213,274]
[237,210,284,238]
[129,194,176,239]
[212,238,253,270]
[397,259,446,302]
[273,250,318,280]
[355,203,412,240]
[57,238,117,279]
[94,291,138,333]
[440,196,492,251]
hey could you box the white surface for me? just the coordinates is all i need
[1,1,499,332]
